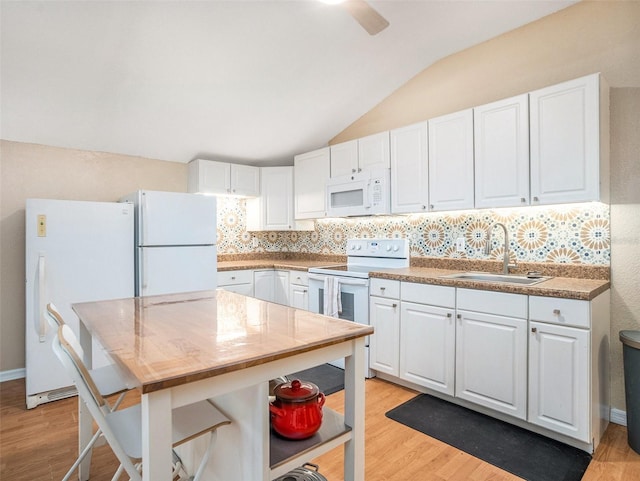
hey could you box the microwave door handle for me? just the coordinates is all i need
[363,180,372,209]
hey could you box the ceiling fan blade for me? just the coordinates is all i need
[342,0,389,36]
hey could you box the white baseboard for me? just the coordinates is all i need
[0,368,26,383]
[610,407,627,426]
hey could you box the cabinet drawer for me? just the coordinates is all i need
[401,282,455,308]
[457,288,527,319]
[529,296,590,329]
[218,269,253,286]
[289,270,309,286]
[370,278,400,299]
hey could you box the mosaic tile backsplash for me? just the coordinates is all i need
[216,197,610,266]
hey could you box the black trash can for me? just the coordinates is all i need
[620,330,640,454]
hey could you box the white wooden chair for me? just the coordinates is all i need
[46,303,134,481]
[52,324,231,481]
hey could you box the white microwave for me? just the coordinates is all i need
[326,168,390,217]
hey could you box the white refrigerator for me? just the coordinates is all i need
[120,190,217,297]
[25,199,134,408]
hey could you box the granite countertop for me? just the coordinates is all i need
[218,258,345,272]
[217,255,610,301]
[369,267,610,301]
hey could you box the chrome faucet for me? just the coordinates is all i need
[484,222,517,274]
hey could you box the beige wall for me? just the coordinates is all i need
[0,141,187,372]
[333,1,640,413]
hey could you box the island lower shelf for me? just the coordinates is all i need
[269,407,352,479]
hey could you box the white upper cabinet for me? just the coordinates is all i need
[390,122,429,214]
[530,73,607,205]
[330,132,390,178]
[428,109,475,211]
[247,166,313,231]
[474,94,530,208]
[294,147,330,220]
[330,140,359,177]
[188,159,260,197]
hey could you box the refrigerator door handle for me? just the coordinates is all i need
[141,192,148,245]
[37,253,46,342]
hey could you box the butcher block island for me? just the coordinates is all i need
[72,289,373,481]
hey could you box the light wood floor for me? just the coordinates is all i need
[1,377,638,480]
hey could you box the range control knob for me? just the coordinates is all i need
[393,245,399,252]
[386,245,392,251]
[356,245,362,250]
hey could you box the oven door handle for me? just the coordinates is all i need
[308,273,369,287]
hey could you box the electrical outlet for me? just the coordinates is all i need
[455,237,465,252]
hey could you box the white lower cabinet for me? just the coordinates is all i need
[254,269,289,305]
[400,302,455,395]
[527,293,610,444]
[218,270,254,296]
[253,270,274,301]
[528,321,589,441]
[455,288,528,420]
[399,282,456,394]
[455,309,528,419]
[369,279,401,376]
[369,281,610,452]
[289,271,309,310]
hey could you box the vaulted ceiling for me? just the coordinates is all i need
[1,0,577,165]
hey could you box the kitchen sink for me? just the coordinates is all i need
[440,272,551,285]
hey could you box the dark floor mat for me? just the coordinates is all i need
[386,394,591,481]
[287,363,344,396]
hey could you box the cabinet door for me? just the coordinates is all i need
[428,109,474,211]
[188,159,231,195]
[330,140,359,177]
[455,310,527,419]
[289,284,308,310]
[358,132,390,171]
[528,321,590,441]
[230,164,260,197]
[253,270,274,302]
[273,270,289,306]
[294,147,330,219]
[263,167,294,230]
[474,94,530,208]
[400,301,455,395]
[369,296,400,376]
[390,122,429,214]
[530,73,600,204]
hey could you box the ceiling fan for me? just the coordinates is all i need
[320,0,390,36]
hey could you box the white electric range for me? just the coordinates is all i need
[308,238,409,377]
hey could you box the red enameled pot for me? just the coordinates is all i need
[269,379,325,440]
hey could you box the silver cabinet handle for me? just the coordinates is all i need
[380,287,386,291]
[303,289,307,293]
[532,327,537,333]
[446,313,452,318]
[430,204,434,209]
[351,168,356,173]
[553,309,560,315]
[231,276,236,280]
[456,314,461,319]
[421,205,426,210]
[533,196,539,202]
[521,197,526,203]
[392,303,397,308]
